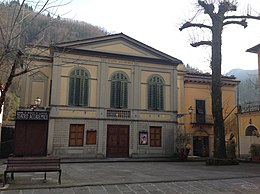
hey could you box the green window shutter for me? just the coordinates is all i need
[158,84,164,110]
[83,78,88,106]
[111,81,116,108]
[69,69,89,106]
[75,78,80,105]
[148,76,164,110]
[115,81,121,108]
[120,81,128,108]
[111,72,128,109]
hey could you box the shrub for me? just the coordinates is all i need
[249,144,260,157]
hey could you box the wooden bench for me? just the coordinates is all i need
[3,156,61,186]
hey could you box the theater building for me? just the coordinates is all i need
[18,33,182,158]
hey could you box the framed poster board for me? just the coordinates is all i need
[139,132,148,145]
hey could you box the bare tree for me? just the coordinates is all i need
[0,0,69,114]
[180,0,260,159]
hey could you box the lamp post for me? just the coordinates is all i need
[188,106,193,123]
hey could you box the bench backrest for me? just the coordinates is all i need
[6,157,60,168]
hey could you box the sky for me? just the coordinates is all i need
[56,0,260,74]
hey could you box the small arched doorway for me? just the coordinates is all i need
[193,128,209,157]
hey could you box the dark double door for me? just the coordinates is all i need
[14,120,48,156]
[193,136,209,157]
[107,125,129,158]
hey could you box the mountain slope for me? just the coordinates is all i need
[226,69,259,104]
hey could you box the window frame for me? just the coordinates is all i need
[148,75,164,110]
[86,130,97,145]
[68,68,89,106]
[110,72,128,109]
[150,126,162,147]
[69,124,84,147]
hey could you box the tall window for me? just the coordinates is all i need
[69,69,89,106]
[150,126,161,147]
[110,72,128,108]
[196,100,206,123]
[148,75,164,110]
[69,124,84,146]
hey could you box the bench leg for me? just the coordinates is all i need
[58,171,61,184]
[43,172,47,183]
[11,172,14,180]
[3,172,7,187]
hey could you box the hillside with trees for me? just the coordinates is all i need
[0,1,108,122]
[226,69,259,105]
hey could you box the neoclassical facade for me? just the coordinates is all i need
[19,33,182,158]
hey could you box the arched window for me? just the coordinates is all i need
[110,72,128,108]
[245,125,259,136]
[148,75,164,110]
[69,69,89,106]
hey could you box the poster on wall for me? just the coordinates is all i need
[139,132,148,145]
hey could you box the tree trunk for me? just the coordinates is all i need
[0,60,17,114]
[211,19,227,159]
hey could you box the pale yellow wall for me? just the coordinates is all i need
[238,113,260,156]
[140,84,147,108]
[31,82,45,105]
[61,64,98,78]
[108,67,131,79]
[222,87,237,117]
[22,61,52,108]
[184,83,212,115]
[93,43,148,56]
[90,80,97,107]
[184,84,237,117]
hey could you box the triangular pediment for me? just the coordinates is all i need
[78,41,154,58]
[55,33,182,64]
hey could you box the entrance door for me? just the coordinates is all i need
[193,136,209,157]
[14,120,48,156]
[107,125,129,158]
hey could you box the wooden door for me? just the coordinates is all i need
[14,120,48,156]
[107,125,129,158]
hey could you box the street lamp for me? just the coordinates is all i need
[188,106,193,123]
[34,97,41,109]
[188,106,193,114]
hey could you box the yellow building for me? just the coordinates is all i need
[177,65,239,157]
[18,33,182,158]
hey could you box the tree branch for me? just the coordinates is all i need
[198,0,214,17]
[218,1,237,15]
[225,15,260,20]
[223,19,247,28]
[179,22,211,31]
[191,41,212,47]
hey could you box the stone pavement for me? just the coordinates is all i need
[0,159,260,193]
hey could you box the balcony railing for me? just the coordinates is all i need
[107,109,131,118]
[190,114,213,125]
[238,101,260,113]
